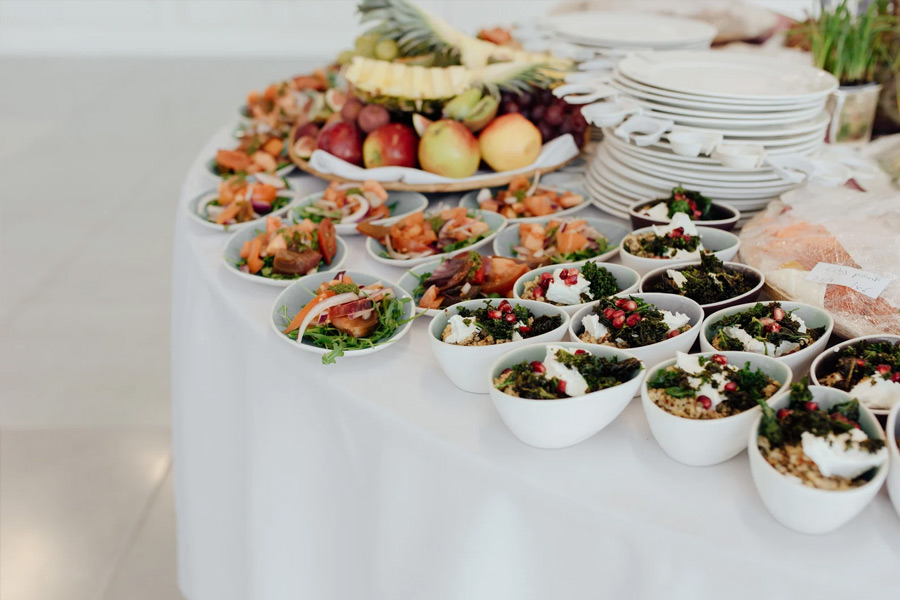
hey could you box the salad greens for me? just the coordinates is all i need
[495,349,641,399]
[652,253,756,305]
[710,302,825,352]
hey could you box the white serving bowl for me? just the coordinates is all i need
[627,197,740,231]
[222,225,347,288]
[748,386,889,534]
[491,216,629,266]
[512,261,641,316]
[291,189,429,236]
[620,225,740,276]
[458,184,589,223]
[187,179,297,232]
[570,293,703,368]
[365,210,507,268]
[639,261,765,315]
[809,334,900,418]
[641,351,792,466]
[488,342,644,449]
[429,298,570,394]
[269,270,415,359]
[887,400,900,521]
[700,301,833,377]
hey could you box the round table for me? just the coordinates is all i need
[172,124,899,600]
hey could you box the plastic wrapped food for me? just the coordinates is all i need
[739,185,900,338]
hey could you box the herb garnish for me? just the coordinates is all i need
[495,349,640,399]
[652,253,755,305]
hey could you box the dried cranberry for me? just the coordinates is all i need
[488,309,502,320]
[772,306,785,321]
[875,364,891,374]
[499,300,512,313]
[666,329,680,339]
[622,299,638,312]
[612,315,626,329]
[556,379,567,395]
[697,395,712,409]
[530,361,545,373]
[724,381,737,392]
[626,313,641,327]
[711,354,728,365]
[504,312,517,323]
[805,401,819,411]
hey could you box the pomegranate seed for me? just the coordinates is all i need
[766,322,781,333]
[499,300,512,313]
[612,309,625,319]
[517,325,531,335]
[603,307,615,319]
[559,268,569,279]
[530,361,545,373]
[759,317,775,327]
[533,286,544,299]
[574,349,587,355]
[615,298,628,308]
[711,354,728,365]
[697,395,712,409]
[556,379,567,395]
[688,199,697,210]
[626,313,642,327]
[568,269,579,276]
[683,234,692,242]
[566,275,579,285]
[612,315,626,329]
[669,227,684,239]
[892,372,900,383]
[692,209,702,219]
[875,364,891,374]
[772,306,785,321]
[622,299,638,312]
[504,312,517,323]
[724,381,737,392]
[666,329,680,338]
[777,408,792,419]
[856,359,866,366]
[501,368,512,376]
[541,272,553,282]
[805,401,819,411]
[488,309,502,320]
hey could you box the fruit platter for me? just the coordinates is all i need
[268,0,587,191]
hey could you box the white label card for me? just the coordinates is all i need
[804,263,893,299]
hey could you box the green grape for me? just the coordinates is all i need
[374,39,399,61]
[337,49,355,65]
[354,34,379,58]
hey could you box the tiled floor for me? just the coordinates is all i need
[0,57,320,600]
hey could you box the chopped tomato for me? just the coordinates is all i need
[216,149,251,172]
[215,202,242,225]
[246,237,264,274]
[471,264,485,284]
[317,218,337,265]
[262,138,283,156]
[418,285,443,309]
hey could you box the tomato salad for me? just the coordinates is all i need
[358,207,491,261]
[295,180,393,225]
[202,174,291,226]
[236,215,337,280]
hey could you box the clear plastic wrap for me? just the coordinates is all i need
[739,185,900,338]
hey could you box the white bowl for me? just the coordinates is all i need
[291,189,429,236]
[488,342,645,449]
[512,261,641,316]
[621,225,740,276]
[570,293,703,367]
[458,184,589,223]
[809,334,900,418]
[365,210,507,268]
[639,261,765,315]
[712,143,766,169]
[429,298,570,394]
[886,401,900,521]
[222,225,347,288]
[187,179,297,232]
[270,270,415,360]
[700,301,833,377]
[748,386,889,534]
[491,216,629,266]
[641,351,792,466]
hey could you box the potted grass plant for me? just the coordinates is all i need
[805,0,898,144]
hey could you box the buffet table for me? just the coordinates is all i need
[172,123,899,600]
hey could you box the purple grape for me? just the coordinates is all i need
[544,104,564,126]
[518,92,533,108]
[537,122,555,141]
[531,104,545,121]
[502,101,521,114]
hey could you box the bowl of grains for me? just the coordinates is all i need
[886,400,900,520]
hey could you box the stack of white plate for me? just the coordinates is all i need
[547,11,717,53]
[586,50,839,220]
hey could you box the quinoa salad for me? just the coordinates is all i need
[647,352,781,420]
[647,253,756,305]
[441,299,562,346]
[709,302,825,357]
[757,380,887,491]
[623,213,705,259]
[637,187,714,222]
[818,340,900,411]
[494,344,642,399]
[579,297,692,348]
[520,261,618,305]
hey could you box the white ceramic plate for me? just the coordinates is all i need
[364,210,507,268]
[605,145,783,183]
[457,184,589,223]
[289,190,429,236]
[549,11,717,48]
[491,216,629,263]
[617,51,839,101]
[222,225,348,287]
[637,98,823,122]
[640,105,824,129]
[187,182,297,232]
[270,270,415,359]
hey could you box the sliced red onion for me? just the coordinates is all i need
[296,292,362,338]
[330,298,373,317]
[525,172,541,197]
[252,199,272,214]
[341,195,369,223]
[252,173,286,189]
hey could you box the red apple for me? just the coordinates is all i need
[317,121,362,166]
[418,119,481,178]
[363,123,418,168]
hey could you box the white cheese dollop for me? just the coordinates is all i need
[582,314,608,339]
[651,211,699,238]
[675,352,732,408]
[667,269,688,289]
[661,310,691,331]
[511,330,523,342]
[642,202,670,221]
[476,188,493,203]
[543,345,589,397]
[445,315,478,344]
[675,351,705,375]
[721,325,799,357]
[800,428,888,479]
[849,376,900,410]
[793,314,807,333]
[546,268,591,305]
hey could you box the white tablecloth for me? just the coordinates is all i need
[172,124,898,600]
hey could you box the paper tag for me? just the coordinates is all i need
[804,263,893,299]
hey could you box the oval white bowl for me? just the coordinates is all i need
[886,401,900,521]
[222,225,347,287]
[620,225,740,276]
[428,298,570,394]
[747,386,888,534]
[809,334,900,418]
[512,261,641,316]
[488,341,645,449]
[365,210,507,268]
[290,189,429,236]
[641,351,792,466]
[700,301,833,377]
[269,270,415,359]
[187,179,297,232]
[639,261,765,314]
[491,216,629,265]
[569,292,704,368]
[458,184,589,223]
